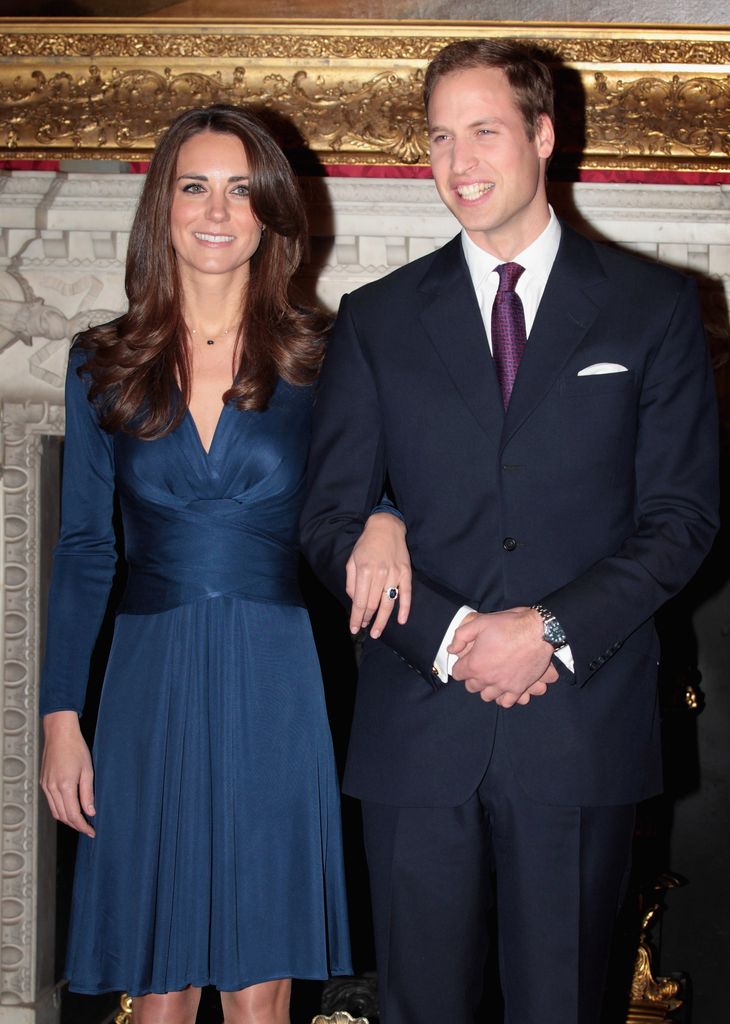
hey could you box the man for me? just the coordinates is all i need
[300,40,719,1024]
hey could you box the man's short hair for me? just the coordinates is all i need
[423,39,555,140]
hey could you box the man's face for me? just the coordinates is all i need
[428,66,554,260]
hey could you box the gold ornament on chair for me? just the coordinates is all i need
[114,993,133,1024]
[626,904,683,1023]
[312,1013,369,1024]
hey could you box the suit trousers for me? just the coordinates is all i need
[361,713,635,1024]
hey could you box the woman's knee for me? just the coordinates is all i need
[132,986,200,1024]
[220,978,291,1023]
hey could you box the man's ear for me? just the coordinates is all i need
[535,114,555,161]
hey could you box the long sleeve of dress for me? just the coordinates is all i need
[39,347,117,716]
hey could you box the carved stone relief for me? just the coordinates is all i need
[1,399,65,1022]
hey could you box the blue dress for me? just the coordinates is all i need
[40,346,352,996]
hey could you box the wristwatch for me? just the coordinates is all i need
[531,603,568,652]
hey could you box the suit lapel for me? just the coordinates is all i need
[417,236,504,439]
[501,224,607,447]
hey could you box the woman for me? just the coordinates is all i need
[39,105,410,1024]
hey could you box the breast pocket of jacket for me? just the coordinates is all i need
[550,369,639,479]
[559,369,636,398]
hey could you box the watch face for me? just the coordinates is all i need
[544,616,567,649]
[533,604,567,649]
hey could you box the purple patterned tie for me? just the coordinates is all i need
[491,262,527,409]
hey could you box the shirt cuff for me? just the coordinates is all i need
[433,605,477,683]
[554,644,575,673]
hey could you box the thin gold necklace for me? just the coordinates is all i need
[188,324,236,347]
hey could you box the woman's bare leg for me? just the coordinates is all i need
[132,986,201,1024]
[220,978,291,1024]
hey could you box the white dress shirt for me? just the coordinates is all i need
[433,208,575,681]
[463,205,561,351]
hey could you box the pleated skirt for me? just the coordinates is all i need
[65,596,352,996]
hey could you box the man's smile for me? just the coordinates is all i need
[454,181,495,201]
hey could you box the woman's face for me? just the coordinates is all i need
[170,130,263,286]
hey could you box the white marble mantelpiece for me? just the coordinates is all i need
[0,170,728,1023]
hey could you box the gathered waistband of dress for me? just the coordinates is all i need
[118,498,304,614]
[119,569,304,615]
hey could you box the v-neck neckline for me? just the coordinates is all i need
[186,401,228,458]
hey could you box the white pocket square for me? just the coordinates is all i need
[577,363,629,376]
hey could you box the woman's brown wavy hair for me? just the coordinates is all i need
[79,104,327,437]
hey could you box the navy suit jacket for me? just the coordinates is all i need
[300,222,719,808]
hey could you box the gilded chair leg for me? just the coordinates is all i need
[625,904,683,1023]
[312,1015,369,1024]
[115,992,133,1023]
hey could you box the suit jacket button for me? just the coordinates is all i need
[589,660,599,671]
[502,537,517,551]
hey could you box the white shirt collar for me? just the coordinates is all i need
[461,206,562,293]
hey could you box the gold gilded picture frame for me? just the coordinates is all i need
[0,19,728,172]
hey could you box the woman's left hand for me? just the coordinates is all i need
[346,512,412,638]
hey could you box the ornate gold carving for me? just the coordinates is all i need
[114,992,133,1024]
[532,38,730,65]
[2,28,729,65]
[0,61,430,163]
[684,682,701,711]
[0,21,728,171]
[312,1013,369,1024]
[1,31,445,61]
[586,72,730,160]
[626,904,684,1022]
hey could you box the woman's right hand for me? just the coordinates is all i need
[40,711,96,837]
[346,511,412,638]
